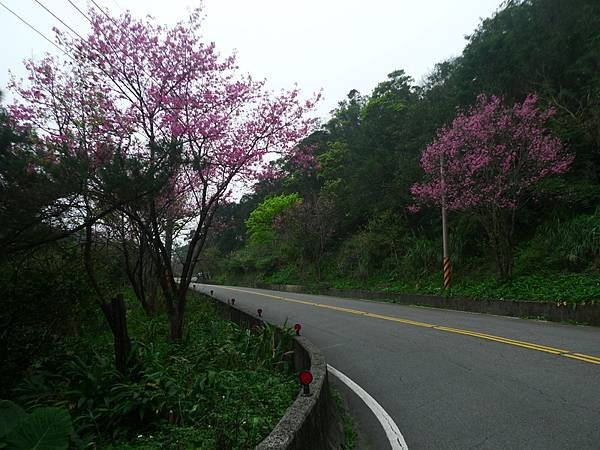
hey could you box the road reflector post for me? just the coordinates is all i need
[257,308,263,317]
[210,290,214,296]
[294,323,301,336]
[443,256,451,290]
[440,153,451,292]
[231,298,235,305]
[299,370,313,396]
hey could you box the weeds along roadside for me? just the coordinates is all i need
[3,291,298,450]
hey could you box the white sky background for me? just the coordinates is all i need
[1,0,504,121]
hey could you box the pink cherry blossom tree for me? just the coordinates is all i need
[8,53,150,371]
[410,94,573,280]
[10,7,318,342]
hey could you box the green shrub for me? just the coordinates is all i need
[450,272,600,303]
[0,245,101,398]
[401,236,439,276]
[334,212,409,281]
[264,264,301,284]
[515,209,600,272]
[14,295,298,449]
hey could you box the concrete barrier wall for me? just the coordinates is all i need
[253,283,600,327]
[200,292,331,450]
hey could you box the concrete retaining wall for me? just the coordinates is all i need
[201,292,331,450]
[254,283,600,327]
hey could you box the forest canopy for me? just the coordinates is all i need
[201,0,600,301]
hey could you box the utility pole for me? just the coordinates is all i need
[440,154,451,290]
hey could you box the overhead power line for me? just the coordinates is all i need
[9,0,199,143]
[0,0,74,61]
[66,0,92,24]
[33,0,85,41]
[110,0,123,13]
[89,0,112,20]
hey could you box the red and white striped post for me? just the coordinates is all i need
[441,154,451,290]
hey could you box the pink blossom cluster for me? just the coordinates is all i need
[8,7,319,220]
[289,144,320,171]
[8,55,133,170]
[410,94,573,212]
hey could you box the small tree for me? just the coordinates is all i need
[410,94,573,280]
[10,7,317,342]
[278,193,336,281]
[246,193,301,244]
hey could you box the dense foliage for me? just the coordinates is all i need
[1,5,314,448]
[7,6,316,346]
[5,293,297,449]
[2,0,599,447]
[202,0,600,303]
[411,94,573,279]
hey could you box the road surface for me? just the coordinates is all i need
[192,284,600,449]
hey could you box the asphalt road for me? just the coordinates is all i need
[192,284,600,450]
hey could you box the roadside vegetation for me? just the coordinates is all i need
[2,0,599,447]
[1,5,312,449]
[330,389,357,450]
[1,283,297,449]
[198,0,600,305]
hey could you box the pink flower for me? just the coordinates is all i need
[411,94,572,212]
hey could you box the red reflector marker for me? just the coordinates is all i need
[299,370,313,396]
[293,323,301,335]
[299,370,313,385]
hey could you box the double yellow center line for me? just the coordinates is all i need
[217,286,600,366]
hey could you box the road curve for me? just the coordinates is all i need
[193,284,600,450]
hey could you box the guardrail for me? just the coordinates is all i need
[197,289,332,450]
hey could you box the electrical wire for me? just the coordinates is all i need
[33,0,85,41]
[110,0,123,13]
[65,0,92,24]
[89,0,113,21]
[0,0,75,61]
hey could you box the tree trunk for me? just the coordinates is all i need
[481,209,514,281]
[495,235,514,281]
[165,216,174,262]
[143,262,160,314]
[84,224,134,374]
[169,308,184,342]
[124,236,161,317]
[168,286,187,343]
[100,293,132,374]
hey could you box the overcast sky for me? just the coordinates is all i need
[1,0,504,121]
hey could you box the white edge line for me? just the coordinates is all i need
[194,283,409,449]
[327,364,408,450]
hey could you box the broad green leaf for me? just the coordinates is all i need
[6,407,72,450]
[0,401,27,439]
